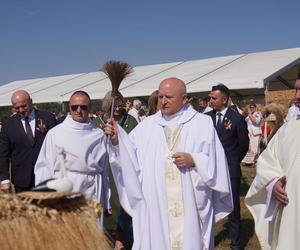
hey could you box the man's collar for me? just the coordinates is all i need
[217,107,228,116]
[65,115,93,130]
[154,104,197,126]
[21,109,35,121]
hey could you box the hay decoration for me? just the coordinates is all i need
[101,61,133,119]
[262,102,286,127]
[18,191,77,202]
[0,192,111,250]
[101,60,133,97]
[261,102,286,144]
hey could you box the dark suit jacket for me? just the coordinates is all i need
[0,109,56,190]
[206,108,249,179]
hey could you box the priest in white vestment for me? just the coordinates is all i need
[105,78,233,250]
[245,118,300,250]
[34,91,109,208]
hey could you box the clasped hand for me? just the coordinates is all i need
[172,152,195,168]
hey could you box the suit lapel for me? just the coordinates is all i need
[14,110,39,147]
[211,110,217,127]
[221,108,233,134]
[34,110,40,144]
[217,108,232,135]
[14,115,32,145]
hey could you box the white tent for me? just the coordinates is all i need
[0,47,300,106]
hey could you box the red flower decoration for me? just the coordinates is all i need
[36,118,47,134]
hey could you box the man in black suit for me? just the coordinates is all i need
[206,84,249,250]
[0,90,56,193]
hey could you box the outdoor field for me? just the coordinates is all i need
[215,166,260,250]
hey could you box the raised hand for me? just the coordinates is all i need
[104,118,119,145]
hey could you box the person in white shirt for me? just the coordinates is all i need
[242,103,262,165]
[285,71,300,122]
[34,91,109,209]
[128,99,142,123]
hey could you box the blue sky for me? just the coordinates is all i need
[1,0,300,85]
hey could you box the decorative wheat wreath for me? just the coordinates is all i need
[18,190,77,200]
[0,192,111,250]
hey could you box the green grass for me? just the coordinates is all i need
[214,166,260,249]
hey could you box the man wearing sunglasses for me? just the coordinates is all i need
[34,90,109,214]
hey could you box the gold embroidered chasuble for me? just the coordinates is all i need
[164,125,184,250]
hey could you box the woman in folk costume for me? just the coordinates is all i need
[242,103,262,165]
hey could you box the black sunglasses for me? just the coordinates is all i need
[70,105,89,111]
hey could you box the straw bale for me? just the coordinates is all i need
[0,192,111,250]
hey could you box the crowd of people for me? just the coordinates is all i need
[0,72,299,250]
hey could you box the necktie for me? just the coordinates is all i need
[25,117,34,145]
[216,113,222,133]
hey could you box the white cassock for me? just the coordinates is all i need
[245,119,300,250]
[285,105,300,122]
[34,115,109,207]
[108,104,233,250]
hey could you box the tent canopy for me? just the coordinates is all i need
[0,47,300,106]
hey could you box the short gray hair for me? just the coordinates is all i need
[133,99,142,108]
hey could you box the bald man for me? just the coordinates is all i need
[105,78,233,249]
[34,91,110,223]
[0,90,56,192]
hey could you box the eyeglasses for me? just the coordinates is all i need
[70,105,89,111]
[114,104,124,110]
